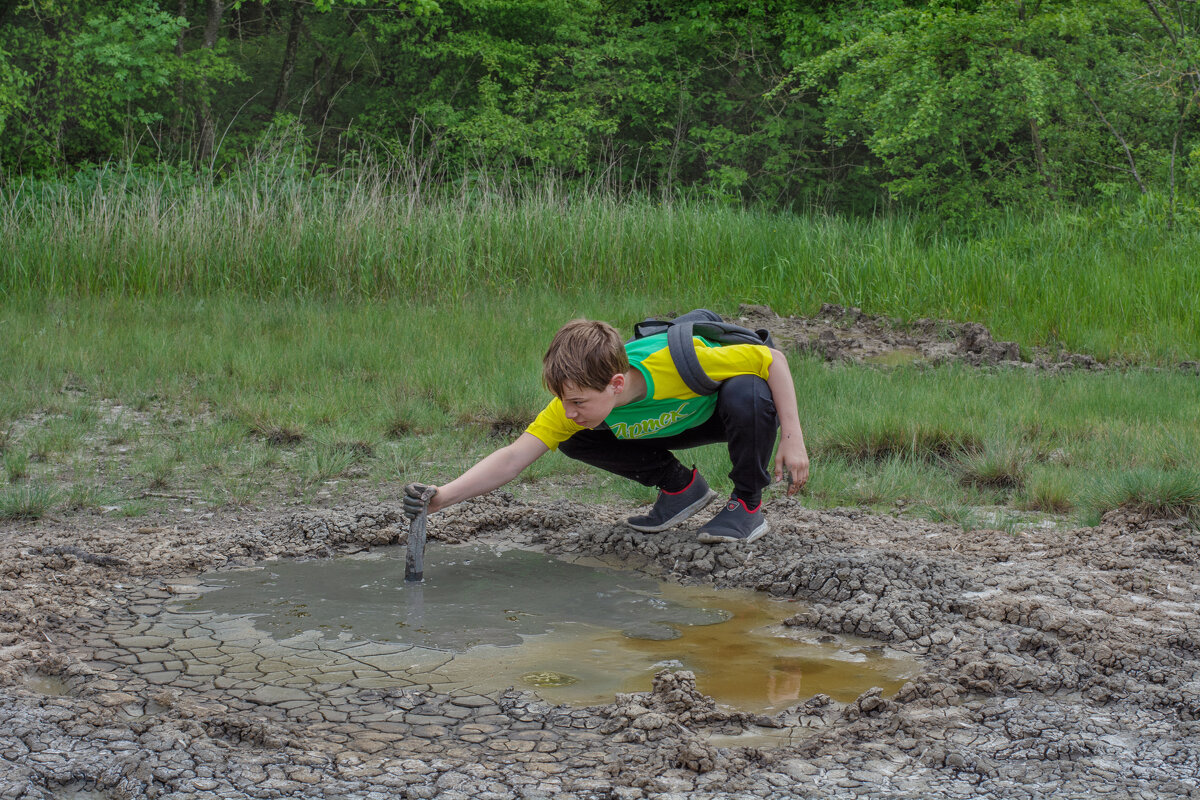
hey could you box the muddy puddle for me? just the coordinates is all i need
[171,543,918,711]
[20,671,70,696]
[53,785,109,800]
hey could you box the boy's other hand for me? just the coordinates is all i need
[403,483,438,519]
[774,437,810,496]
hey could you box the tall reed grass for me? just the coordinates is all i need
[2,160,1198,362]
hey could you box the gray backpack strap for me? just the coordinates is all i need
[667,321,721,395]
[632,319,670,339]
[634,308,774,397]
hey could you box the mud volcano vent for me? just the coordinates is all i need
[2,495,1199,799]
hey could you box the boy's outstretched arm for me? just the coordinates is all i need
[766,348,810,494]
[412,432,549,514]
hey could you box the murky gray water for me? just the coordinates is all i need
[21,672,70,696]
[176,544,919,710]
[190,545,729,650]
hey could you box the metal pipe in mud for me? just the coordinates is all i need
[405,484,437,582]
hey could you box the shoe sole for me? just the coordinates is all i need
[627,490,719,533]
[697,519,769,544]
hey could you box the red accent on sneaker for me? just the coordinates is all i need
[731,498,761,513]
[662,468,697,495]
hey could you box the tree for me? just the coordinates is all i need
[1138,0,1200,222]
[0,0,188,170]
[0,0,250,171]
[778,0,1191,217]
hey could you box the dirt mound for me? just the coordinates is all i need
[731,303,1104,370]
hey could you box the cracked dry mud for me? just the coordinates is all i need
[2,494,1198,800]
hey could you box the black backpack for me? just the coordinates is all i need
[631,309,776,396]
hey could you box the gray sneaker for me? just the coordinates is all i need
[697,497,768,543]
[627,470,718,533]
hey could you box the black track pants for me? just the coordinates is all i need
[557,375,778,505]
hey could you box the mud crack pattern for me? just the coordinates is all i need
[1,494,1198,799]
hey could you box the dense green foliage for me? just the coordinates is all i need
[1,0,1197,217]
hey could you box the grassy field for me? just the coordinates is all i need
[2,293,1198,529]
[3,164,1200,363]
[2,167,1198,526]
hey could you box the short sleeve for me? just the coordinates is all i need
[524,397,585,451]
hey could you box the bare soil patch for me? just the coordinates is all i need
[733,303,1105,370]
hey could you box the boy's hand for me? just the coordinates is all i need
[774,435,810,496]
[403,483,438,519]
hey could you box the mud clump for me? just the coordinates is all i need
[600,670,773,746]
[2,493,1200,798]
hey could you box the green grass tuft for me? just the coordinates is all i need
[843,456,928,507]
[919,501,979,532]
[246,416,305,447]
[4,449,29,483]
[956,442,1028,491]
[823,418,980,463]
[305,439,371,483]
[141,449,177,490]
[384,418,414,439]
[64,482,115,511]
[0,485,59,520]
[1019,470,1076,514]
[1084,469,1200,522]
[104,418,138,446]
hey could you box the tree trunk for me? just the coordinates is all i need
[1028,117,1055,200]
[272,1,304,114]
[201,0,224,48]
[197,0,225,165]
[1077,81,1147,194]
[172,0,189,147]
[311,51,347,126]
[175,0,189,57]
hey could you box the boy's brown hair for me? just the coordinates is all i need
[542,319,629,397]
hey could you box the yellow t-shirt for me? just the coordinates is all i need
[525,334,773,451]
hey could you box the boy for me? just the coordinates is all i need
[404,317,809,543]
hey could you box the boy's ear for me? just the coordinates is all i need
[609,373,626,393]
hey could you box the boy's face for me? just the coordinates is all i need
[558,375,624,429]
